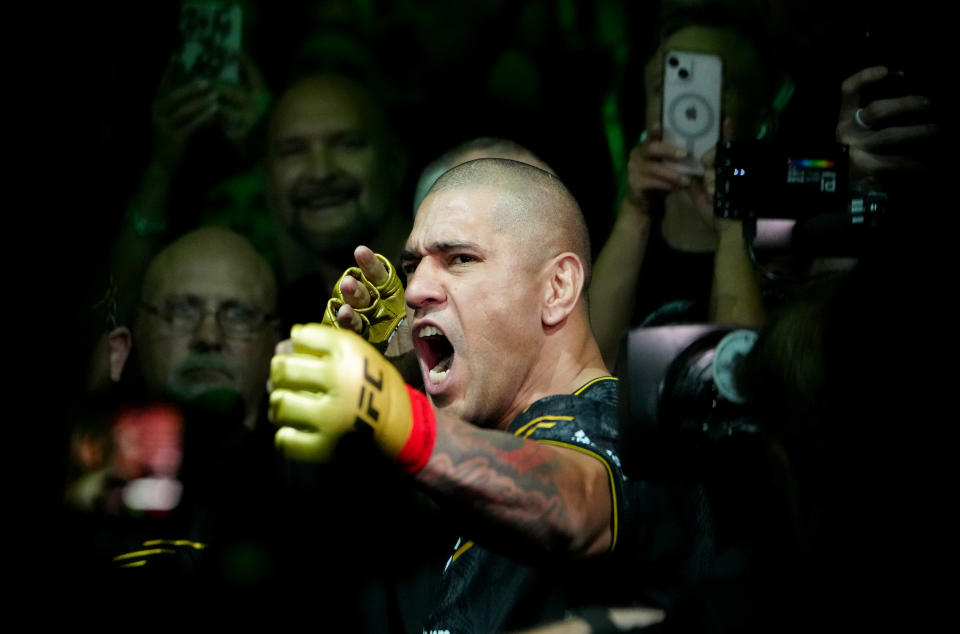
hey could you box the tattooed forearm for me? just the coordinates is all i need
[415,413,612,559]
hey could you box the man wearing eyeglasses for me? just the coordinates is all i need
[132,227,280,430]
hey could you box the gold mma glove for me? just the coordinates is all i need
[270,324,435,472]
[322,253,406,350]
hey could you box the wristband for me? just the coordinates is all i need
[395,386,436,474]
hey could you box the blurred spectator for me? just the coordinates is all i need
[67,227,279,512]
[589,9,786,366]
[113,45,272,324]
[127,227,279,430]
[69,228,447,629]
[266,73,410,329]
[734,247,947,629]
[835,64,942,198]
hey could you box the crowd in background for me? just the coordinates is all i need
[46,0,948,630]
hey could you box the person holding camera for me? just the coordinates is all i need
[589,14,783,367]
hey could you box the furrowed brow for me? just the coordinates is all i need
[400,248,421,264]
[402,241,481,259]
[426,241,482,254]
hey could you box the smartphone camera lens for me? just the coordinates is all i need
[679,68,689,79]
[668,56,679,68]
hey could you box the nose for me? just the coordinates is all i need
[191,311,225,351]
[404,259,446,314]
[305,142,336,179]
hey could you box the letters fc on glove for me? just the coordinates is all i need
[270,324,435,472]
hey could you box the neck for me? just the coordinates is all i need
[496,315,609,430]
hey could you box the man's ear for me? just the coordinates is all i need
[108,326,132,382]
[542,253,585,328]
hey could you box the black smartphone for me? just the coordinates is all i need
[855,24,918,111]
[176,1,243,85]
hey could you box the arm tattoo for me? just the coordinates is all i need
[415,414,605,558]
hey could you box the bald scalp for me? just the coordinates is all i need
[142,227,277,308]
[426,158,592,288]
[413,139,555,213]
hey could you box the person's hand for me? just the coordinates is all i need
[214,52,272,147]
[689,117,736,234]
[151,60,220,168]
[269,325,435,471]
[836,65,940,184]
[321,246,406,351]
[624,123,694,213]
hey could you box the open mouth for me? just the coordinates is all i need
[415,324,455,385]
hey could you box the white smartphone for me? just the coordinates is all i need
[661,50,723,176]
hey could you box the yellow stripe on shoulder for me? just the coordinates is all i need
[119,560,148,568]
[573,376,619,395]
[535,440,620,552]
[513,415,574,437]
[522,421,557,438]
[112,548,175,562]
[451,540,474,563]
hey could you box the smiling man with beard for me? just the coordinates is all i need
[269,159,658,633]
[266,74,409,326]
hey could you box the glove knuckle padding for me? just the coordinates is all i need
[270,353,333,392]
[269,388,340,431]
[291,322,343,354]
[275,425,336,463]
[272,325,414,462]
[322,253,405,349]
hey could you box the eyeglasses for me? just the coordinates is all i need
[140,297,277,338]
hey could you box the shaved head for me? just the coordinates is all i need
[405,158,602,427]
[413,138,555,212]
[424,158,591,288]
[142,228,277,309]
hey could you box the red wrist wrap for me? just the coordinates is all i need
[395,386,437,473]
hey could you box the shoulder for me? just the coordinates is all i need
[509,377,618,434]
[508,375,622,471]
[509,376,626,551]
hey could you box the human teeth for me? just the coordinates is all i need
[419,326,443,337]
[428,355,452,382]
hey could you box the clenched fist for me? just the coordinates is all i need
[270,324,434,471]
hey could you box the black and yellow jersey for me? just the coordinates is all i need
[423,376,726,634]
[423,377,625,634]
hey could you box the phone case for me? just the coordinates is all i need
[178,2,243,84]
[662,50,723,176]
